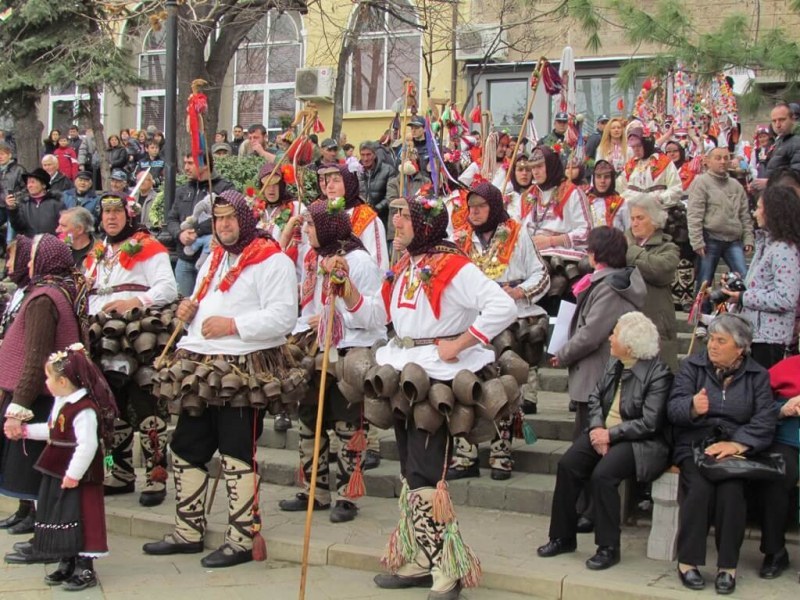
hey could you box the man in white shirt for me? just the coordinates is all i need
[279,199,386,523]
[143,191,302,569]
[85,193,178,506]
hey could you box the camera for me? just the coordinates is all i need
[709,274,746,305]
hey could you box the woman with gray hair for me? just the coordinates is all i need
[668,313,776,594]
[538,312,672,570]
[625,194,680,371]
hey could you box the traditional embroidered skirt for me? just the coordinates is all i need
[33,476,107,557]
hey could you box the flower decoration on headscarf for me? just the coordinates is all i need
[318,164,362,209]
[307,199,365,258]
[405,189,454,256]
[100,192,142,243]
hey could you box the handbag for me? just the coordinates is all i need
[692,444,786,482]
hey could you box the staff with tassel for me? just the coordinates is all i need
[298,270,347,600]
[500,57,547,194]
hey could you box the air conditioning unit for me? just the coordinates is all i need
[295,67,335,102]
[455,25,508,62]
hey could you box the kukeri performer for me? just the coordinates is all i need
[143,190,305,568]
[317,163,390,271]
[83,192,178,506]
[449,182,549,481]
[0,235,87,563]
[524,146,591,313]
[279,198,386,522]
[371,193,517,600]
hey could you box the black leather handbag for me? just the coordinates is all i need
[693,444,786,482]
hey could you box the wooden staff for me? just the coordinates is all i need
[398,77,414,199]
[298,296,338,600]
[500,57,547,194]
[687,280,709,356]
[476,91,484,145]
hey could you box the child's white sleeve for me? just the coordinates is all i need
[65,409,99,482]
[25,423,49,441]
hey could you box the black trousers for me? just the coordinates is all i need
[677,457,746,568]
[170,406,264,467]
[549,434,636,547]
[113,380,163,427]
[394,415,450,489]
[749,343,786,370]
[756,442,800,554]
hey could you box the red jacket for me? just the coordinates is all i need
[54,146,78,180]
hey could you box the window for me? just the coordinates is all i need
[137,28,167,131]
[48,85,104,133]
[550,75,643,126]
[488,79,528,131]
[347,1,421,112]
[233,11,303,138]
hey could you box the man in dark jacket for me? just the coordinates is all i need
[167,153,235,296]
[61,171,100,222]
[41,154,74,196]
[585,115,609,162]
[7,168,65,236]
[763,103,800,180]
[358,141,395,225]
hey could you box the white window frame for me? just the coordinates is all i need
[232,11,304,137]
[136,28,167,131]
[345,1,422,114]
[48,85,104,132]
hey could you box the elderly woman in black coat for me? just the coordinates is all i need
[537,312,673,570]
[668,313,777,594]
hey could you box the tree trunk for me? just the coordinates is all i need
[14,100,42,173]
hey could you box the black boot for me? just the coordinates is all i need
[8,511,35,535]
[62,556,97,591]
[44,557,76,586]
[0,500,32,529]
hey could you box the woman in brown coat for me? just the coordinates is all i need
[625,194,680,372]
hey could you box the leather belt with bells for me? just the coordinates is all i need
[393,333,461,349]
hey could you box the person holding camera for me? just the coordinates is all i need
[721,185,800,369]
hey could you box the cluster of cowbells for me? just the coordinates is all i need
[344,348,528,441]
[88,303,183,387]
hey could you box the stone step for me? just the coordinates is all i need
[252,447,557,516]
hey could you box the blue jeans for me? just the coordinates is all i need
[174,258,199,297]
[696,234,748,313]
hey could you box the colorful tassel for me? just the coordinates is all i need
[344,461,365,500]
[469,105,481,124]
[294,463,306,488]
[432,479,456,524]
[251,514,267,562]
[440,521,482,587]
[317,302,344,348]
[346,428,367,453]
[150,464,168,484]
[381,480,416,571]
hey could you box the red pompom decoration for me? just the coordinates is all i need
[286,137,314,166]
[642,79,652,91]
[617,98,625,112]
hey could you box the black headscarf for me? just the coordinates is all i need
[8,235,32,287]
[100,192,140,244]
[588,160,617,198]
[406,196,458,256]
[532,146,565,191]
[468,182,509,234]
[510,156,531,193]
[307,199,366,257]
[213,189,273,255]
[319,163,362,209]
[665,142,686,168]
[628,129,657,159]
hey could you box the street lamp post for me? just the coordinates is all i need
[163,0,178,214]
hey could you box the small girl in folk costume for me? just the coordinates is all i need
[586,160,627,231]
[524,146,591,307]
[619,123,682,209]
[12,344,116,591]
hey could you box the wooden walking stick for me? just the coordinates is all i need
[259,104,319,198]
[500,57,546,194]
[298,282,342,600]
[398,77,415,199]
[686,280,709,356]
